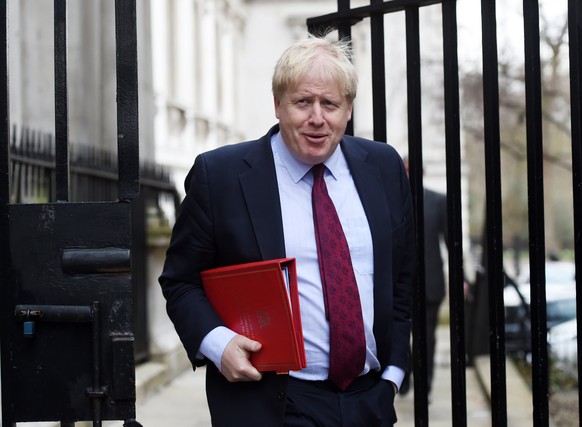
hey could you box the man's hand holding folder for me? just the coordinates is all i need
[201,258,306,374]
[220,334,264,382]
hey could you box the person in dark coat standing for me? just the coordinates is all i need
[403,158,447,394]
[421,187,447,391]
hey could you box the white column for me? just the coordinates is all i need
[199,0,218,142]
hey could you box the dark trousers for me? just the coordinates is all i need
[283,373,396,427]
[425,300,442,391]
[400,299,442,395]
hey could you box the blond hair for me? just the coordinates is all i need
[272,36,358,103]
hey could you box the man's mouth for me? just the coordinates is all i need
[304,133,327,143]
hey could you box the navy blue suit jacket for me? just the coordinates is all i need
[159,125,415,426]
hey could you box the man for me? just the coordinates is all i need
[159,37,415,426]
[421,187,447,391]
[403,157,447,394]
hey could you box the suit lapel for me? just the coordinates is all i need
[341,139,391,255]
[239,131,287,261]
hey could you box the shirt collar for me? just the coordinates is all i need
[271,132,343,183]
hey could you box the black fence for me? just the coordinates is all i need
[8,125,180,362]
[308,1,581,427]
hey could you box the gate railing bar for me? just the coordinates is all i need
[54,0,69,202]
[405,6,430,425]
[339,0,355,137]
[370,0,387,143]
[307,0,442,31]
[441,1,467,426]
[0,3,7,191]
[308,0,356,135]
[115,0,139,201]
[0,0,12,424]
[89,301,104,426]
[566,0,582,422]
[480,0,508,425]
[337,0,353,39]
[523,1,549,426]
[308,0,362,42]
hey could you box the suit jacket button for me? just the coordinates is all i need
[278,391,286,400]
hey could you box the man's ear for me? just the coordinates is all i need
[274,96,281,119]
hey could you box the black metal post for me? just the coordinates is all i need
[91,302,103,426]
[370,0,387,143]
[441,1,467,426]
[337,0,354,136]
[480,0,508,425]
[523,0,549,425]
[54,0,69,202]
[567,0,582,422]
[405,6,429,426]
[0,0,12,424]
[115,0,140,201]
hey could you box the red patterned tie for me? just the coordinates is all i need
[311,163,366,391]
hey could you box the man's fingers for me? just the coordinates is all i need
[220,335,263,382]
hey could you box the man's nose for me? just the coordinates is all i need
[309,103,325,125]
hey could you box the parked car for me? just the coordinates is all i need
[516,260,576,288]
[504,261,577,357]
[548,318,577,364]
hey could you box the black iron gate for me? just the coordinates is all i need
[308,1,581,427]
[1,1,142,426]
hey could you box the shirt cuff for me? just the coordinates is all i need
[198,326,237,372]
[381,365,405,391]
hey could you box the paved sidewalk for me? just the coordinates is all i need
[393,326,492,427]
[129,363,491,427]
[100,325,496,427]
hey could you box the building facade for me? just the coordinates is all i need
[5,0,465,374]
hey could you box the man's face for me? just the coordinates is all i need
[274,59,353,165]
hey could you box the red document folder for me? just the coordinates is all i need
[201,258,306,373]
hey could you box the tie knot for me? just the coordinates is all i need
[312,163,325,181]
